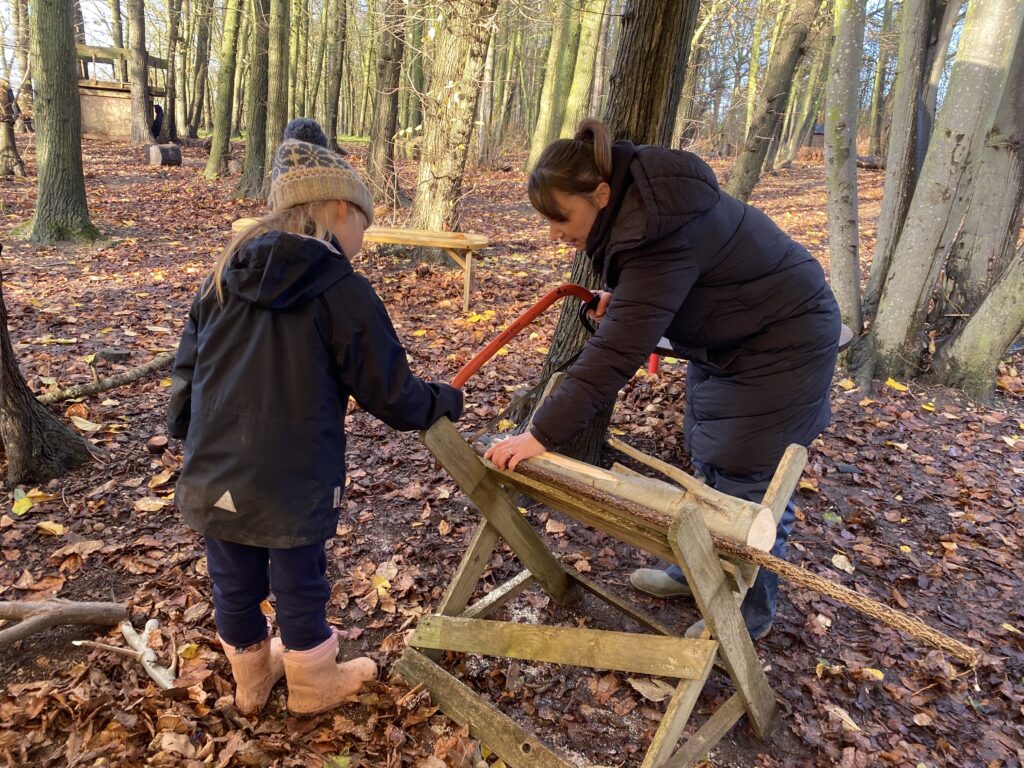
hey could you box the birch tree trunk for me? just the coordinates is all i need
[205,0,243,177]
[726,0,820,201]
[825,0,865,332]
[864,0,1024,380]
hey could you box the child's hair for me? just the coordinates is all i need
[528,118,613,222]
[205,201,334,304]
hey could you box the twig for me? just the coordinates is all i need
[38,350,177,405]
[120,618,176,689]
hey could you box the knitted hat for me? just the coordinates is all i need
[268,118,375,226]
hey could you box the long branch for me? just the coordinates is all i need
[37,350,176,404]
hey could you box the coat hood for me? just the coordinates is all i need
[222,231,353,310]
[587,142,722,269]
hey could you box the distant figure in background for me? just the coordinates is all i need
[151,104,164,140]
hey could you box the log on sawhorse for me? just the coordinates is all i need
[393,418,806,768]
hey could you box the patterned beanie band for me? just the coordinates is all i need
[268,118,375,226]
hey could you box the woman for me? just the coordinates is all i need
[485,118,840,640]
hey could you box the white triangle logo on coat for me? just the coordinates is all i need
[214,490,237,513]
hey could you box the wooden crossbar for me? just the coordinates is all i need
[411,616,718,680]
[230,218,488,311]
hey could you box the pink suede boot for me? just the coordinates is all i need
[219,633,285,715]
[282,631,377,715]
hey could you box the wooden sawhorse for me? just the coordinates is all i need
[395,418,807,767]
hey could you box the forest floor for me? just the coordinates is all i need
[0,134,1021,768]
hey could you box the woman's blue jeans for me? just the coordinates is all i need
[664,461,796,637]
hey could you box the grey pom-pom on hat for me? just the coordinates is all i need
[268,118,372,224]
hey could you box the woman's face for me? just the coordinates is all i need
[545,183,610,250]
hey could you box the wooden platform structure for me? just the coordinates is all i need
[232,218,488,311]
[395,417,808,767]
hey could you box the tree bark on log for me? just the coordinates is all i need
[0,600,126,650]
[146,144,182,165]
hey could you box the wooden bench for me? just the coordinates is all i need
[231,218,489,312]
[395,417,807,767]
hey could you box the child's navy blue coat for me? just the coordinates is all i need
[168,231,463,548]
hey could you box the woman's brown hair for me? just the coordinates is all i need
[204,201,336,304]
[528,118,613,222]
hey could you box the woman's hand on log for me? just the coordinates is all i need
[484,431,546,471]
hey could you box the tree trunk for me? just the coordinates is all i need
[745,0,766,137]
[867,0,894,156]
[109,0,129,82]
[29,0,97,243]
[231,7,251,136]
[825,0,865,333]
[864,0,937,314]
[519,0,697,464]
[160,0,181,140]
[918,0,963,175]
[526,2,581,169]
[933,242,1024,401]
[944,28,1024,316]
[367,0,408,207]
[726,0,819,202]
[779,35,830,165]
[127,0,152,146]
[307,0,329,119]
[604,0,700,146]
[238,0,270,198]
[474,26,495,163]
[205,0,243,177]
[174,0,190,136]
[322,0,347,150]
[864,0,1024,380]
[0,259,92,485]
[186,0,213,139]
[263,0,290,185]
[0,89,24,177]
[410,0,499,239]
[589,1,611,117]
[560,0,607,138]
[297,0,309,115]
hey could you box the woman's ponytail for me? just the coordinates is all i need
[574,118,612,180]
[528,118,615,221]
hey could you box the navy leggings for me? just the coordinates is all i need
[204,537,333,651]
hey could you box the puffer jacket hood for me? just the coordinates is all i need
[222,231,352,310]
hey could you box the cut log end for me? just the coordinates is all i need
[746,507,778,551]
[146,144,182,166]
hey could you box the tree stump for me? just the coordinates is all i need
[146,143,182,166]
[0,249,93,484]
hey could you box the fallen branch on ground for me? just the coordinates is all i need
[0,599,127,649]
[38,350,177,404]
[74,618,178,689]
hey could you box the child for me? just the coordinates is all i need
[167,118,463,715]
